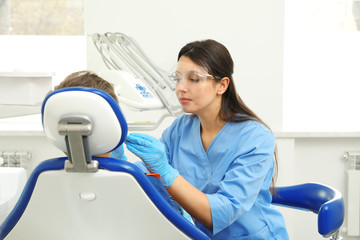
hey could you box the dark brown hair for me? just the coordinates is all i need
[178,39,278,192]
[54,70,118,102]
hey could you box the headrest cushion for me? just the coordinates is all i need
[41,87,127,156]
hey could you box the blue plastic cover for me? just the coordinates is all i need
[272,183,344,236]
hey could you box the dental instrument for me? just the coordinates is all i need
[91,32,182,131]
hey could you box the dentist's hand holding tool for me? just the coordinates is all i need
[125,133,179,188]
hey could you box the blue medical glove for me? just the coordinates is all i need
[110,145,128,161]
[125,133,179,188]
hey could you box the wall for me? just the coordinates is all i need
[84,0,285,132]
[0,135,64,177]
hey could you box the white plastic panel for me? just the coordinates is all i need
[347,170,360,236]
[0,167,27,224]
[5,170,190,240]
[43,91,122,156]
[99,70,163,110]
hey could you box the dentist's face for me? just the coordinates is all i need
[175,56,222,115]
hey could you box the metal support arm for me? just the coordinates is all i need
[58,115,98,172]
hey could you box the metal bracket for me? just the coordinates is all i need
[58,115,98,172]
[328,230,343,240]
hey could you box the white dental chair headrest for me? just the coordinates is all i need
[41,87,127,156]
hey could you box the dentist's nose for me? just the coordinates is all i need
[176,80,187,91]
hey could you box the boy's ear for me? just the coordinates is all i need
[217,77,230,95]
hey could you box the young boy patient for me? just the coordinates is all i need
[53,70,127,160]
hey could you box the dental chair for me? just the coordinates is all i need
[0,87,209,240]
[271,183,344,240]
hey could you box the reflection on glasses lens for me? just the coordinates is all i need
[169,72,181,82]
[170,71,216,84]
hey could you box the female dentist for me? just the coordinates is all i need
[125,39,289,240]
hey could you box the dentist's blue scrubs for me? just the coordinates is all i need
[161,114,289,240]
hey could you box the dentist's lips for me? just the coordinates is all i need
[179,97,191,104]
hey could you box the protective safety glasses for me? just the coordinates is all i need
[169,71,219,85]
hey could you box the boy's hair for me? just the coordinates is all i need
[54,70,118,102]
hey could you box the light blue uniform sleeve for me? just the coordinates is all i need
[206,129,275,235]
